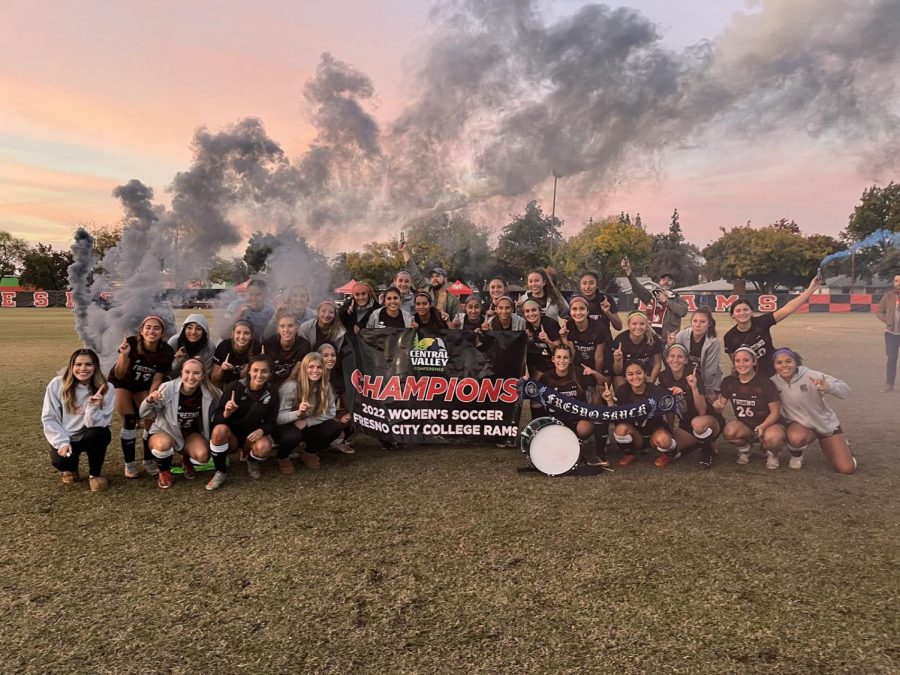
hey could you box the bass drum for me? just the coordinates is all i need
[519,417,580,476]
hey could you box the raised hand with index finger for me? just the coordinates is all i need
[118,334,130,355]
[89,384,107,406]
[223,390,239,418]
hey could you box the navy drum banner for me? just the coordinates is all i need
[348,329,527,444]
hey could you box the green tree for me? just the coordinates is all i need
[555,216,653,290]
[494,201,563,282]
[0,231,29,278]
[844,182,900,241]
[405,211,493,285]
[702,225,838,292]
[648,209,701,286]
[206,256,249,285]
[344,240,404,286]
[19,243,74,289]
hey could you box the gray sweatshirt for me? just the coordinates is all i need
[276,380,336,428]
[674,328,723,396]
[770,366,849,436]
[139,378,218,451]
[42,377,116,450]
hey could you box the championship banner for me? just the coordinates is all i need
[519,379,680,422]
[348,329,527,444]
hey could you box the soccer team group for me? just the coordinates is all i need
[44,244,892,492]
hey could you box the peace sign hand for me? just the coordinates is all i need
[601,381,615,404]
[810,375,830,392]
[223,391,238,418]
[89,384,107,406]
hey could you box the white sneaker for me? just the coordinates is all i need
[736,451,750,465]
[206,471,227,491]
[766,451,780,470]
[789,453,804,470]
[142,459,159,476]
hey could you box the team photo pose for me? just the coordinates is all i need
[578,271,622,332]
[770,348,856,474]
[108,315,175,479]
[263,284,316,339]
[523,299,561,419]
[723,275,822,377]
[211,319,259,387]
[366,286,413,328]
[209,355,280,489]
[518,268,569,320]
[168,313,215,377]
[602,362,676,467]
[299,300,347,351]
[139,358,219,489]
[672,307,723,400]
[610,311,662,386]
[338,281,380,334]
[452,294,486,331]
[560,295,611,461]
[262,314,312,386]
[482,296,525,331]
[221,279,274,339]
[42,348,116,491]
[621,259,687,338]
[484,276,509,316]
[389,269,416,314]
[317,343,355,454]
[538,345,603,466]
[274,352,347,472]
[658,343,723,469]
[410,292,449,330]
[714,347,785,467]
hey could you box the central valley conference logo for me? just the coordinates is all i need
[410,335,449,371]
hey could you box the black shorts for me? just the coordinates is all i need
[636,418,670,436]
[107,369,152,394]
[680,411,726,432]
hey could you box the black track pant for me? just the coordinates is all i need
[274,420,343,458]
[49,427,111,476]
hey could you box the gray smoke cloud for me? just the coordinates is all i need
[70,0,899,361]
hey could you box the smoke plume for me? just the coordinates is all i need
[69,0,899,360]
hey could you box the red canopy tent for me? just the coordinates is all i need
[447,280,473,296]
[232,279,250,293]
[334,279,358,294]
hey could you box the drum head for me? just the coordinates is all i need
[527,424,580,476]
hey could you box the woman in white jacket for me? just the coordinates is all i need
[139,359,220,489]
[41,348,116,491]
[770,348,856,474]
[273,352,345,473]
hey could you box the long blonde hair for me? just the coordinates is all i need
[296,352,331,418]
[315,300,342,344]
[61,348,107,413]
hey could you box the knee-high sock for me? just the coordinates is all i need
[120,416,138,463]
[210,442,229,473]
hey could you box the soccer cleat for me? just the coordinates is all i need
[278,458,296,475]
[698,445,714,470]
[788,453,804,470]
[89,476,108,492]
[206,471,226,491]
[655,451,680,468]
[736,451,750,465]
[618,454,638,467]
[157,470,173,489]
[246,460,261,479]
[61,471,79,485]
[143,459,159,477]
[124,462,139,479]
[765,451,780,470]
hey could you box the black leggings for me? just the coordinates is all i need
[49,427,112,476]
[274,420,343,458]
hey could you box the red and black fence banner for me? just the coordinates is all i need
[637,293,885,314]
[348,328,527,445]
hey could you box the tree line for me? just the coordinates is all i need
[2,182,897,292]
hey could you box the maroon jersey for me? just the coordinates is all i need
[614,382,670,430]
[177,388,204,436]
[212,339,259,386]
[611,333,662,375]
[566,318,610,388]
[262,335,312,385]
[724,313,778,377]
[720,374,779,428]
[109,337,175,391]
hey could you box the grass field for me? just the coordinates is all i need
[1,309,898,673]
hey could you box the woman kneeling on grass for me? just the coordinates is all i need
[208,355,280,490]
[770,348,856,474]
[139,358,220,490]
[538,344,603,466]
[42,348,116,491]
[658,343,724,470]
[713,347,785,468]
[602,361,676,467]
[274,352,346,473]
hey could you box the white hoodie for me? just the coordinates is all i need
[138,377,218,451]
[770,366,849,435]
[42,377,116,450]
[167,312,217,376]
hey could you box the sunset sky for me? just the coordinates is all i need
[1,0,895,254]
